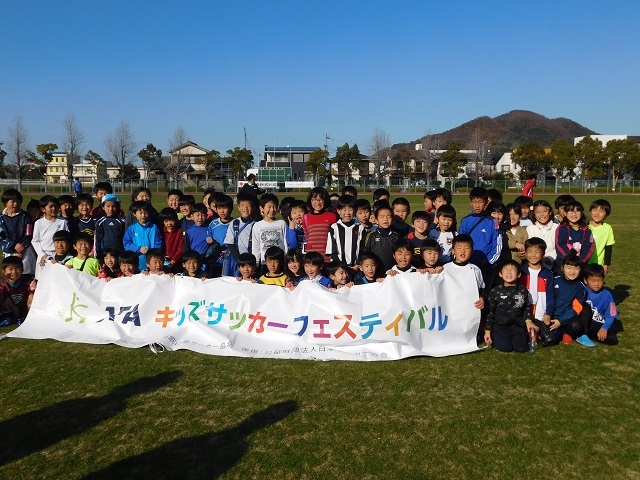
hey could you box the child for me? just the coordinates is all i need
[329,193,340,211]
[118,250,139,277]
[432,187,452,214]
[487,189,503,204]
[66,232,99,276]
[302,187,338,262]
[94,194,126,258]
[549,254,595,347]
[428,204,456,264]
[390,197,411,237]
[387,239,418,275]
[554,194,575,224]
[488,200,513,269]
[202,187,217,219]
[159,208,183,274]
[406,211,431,267]
[458,187,502,286]
[583,263,622,345]
[183,204,210,264]
[484,260,535,352]
[362,203,399,272]
[587,199,615,275]
[124,187,159,230]
[372,188,390,203]
[328,261,353,288]
[32,195,69,277]
[206,194,233,278]
[341,185,358,198]
[514,195,534,227]
[420,239,443,274]
[75,193,96,239]
[98,248,120,280]
[236,252,258,282]
[26,199,41,223]
[49,230,74,265]
[519,238,558,346]
[526,200,557,271]
[179,194,196,230]
[167,189,183,216]
[0,188,36,276]
[252,193,292,269]
[423,190,437,220]
[326,195,364,268]
[90,182,115,219]
[284,248,304,287]
[224,193,257,277]
[258,246,287,286]
[180,250,206,279]
[503,203,528,264]
[123,201,162,272]
[352,252,385,285]
[145,249,166,276]
[354,199,375,233]
[288,200,307,251]
[58,194,78,236]
[0,256,34,326]
[443,235,485,310]
[555,200,594,268]
[299,251,332,287]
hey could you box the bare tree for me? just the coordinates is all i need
[6,113,30,190]
[166,126,189,188]
[369,127,390,187]
[61,113,86,190]
[104,120,136,190]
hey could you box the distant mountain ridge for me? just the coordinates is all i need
[408,110,598,159]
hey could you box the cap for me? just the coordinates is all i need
[102,193,120,205]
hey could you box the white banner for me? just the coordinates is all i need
[284,181,314,188]
[237,181,278,189]
[8,264,481,361]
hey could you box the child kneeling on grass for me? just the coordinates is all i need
[549,254,595,348]
[484,260,536,352]
[583,263,623,345]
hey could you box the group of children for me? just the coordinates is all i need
[0,182,622,351]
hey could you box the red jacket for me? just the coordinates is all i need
[163,227,184,263]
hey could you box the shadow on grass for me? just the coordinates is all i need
[82,400,298,479]
[0,370,182,467]
[611,284,631,305]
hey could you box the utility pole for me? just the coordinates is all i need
[324,133,332,187]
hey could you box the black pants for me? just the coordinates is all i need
[588,319,623,346]
[534,319,562,347]
[564,304,594,339]
[492,323,528,352]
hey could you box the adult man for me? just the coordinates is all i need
[239,174,265,197]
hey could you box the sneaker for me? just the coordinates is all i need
[562,333,573,345]
[576,334,597,348]
[0,319,11,328]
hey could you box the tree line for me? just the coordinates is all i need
[1,114,255,190]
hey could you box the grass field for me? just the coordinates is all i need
[0,193,639,479]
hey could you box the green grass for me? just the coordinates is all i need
[1,193,639,479]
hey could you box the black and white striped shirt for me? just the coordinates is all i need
[325,220,365,266]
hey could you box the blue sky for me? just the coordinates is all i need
[1,0,638,162]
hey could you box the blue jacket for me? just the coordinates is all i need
[459,213,502,265]
[184,224,209,255]
[553,275,586,323]
[123,222,162,271]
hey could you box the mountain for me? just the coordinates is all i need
[410,110,597,159]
